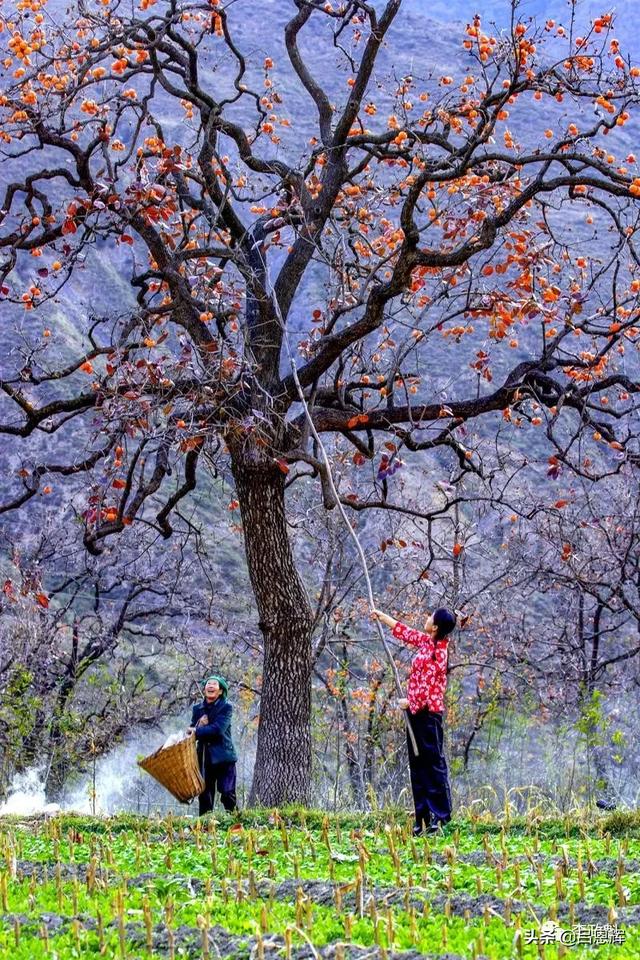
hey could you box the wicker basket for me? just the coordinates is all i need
[138,732,205,803]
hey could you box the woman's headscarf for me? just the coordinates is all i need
[202,674,229,698]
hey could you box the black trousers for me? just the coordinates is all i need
[406,709,452,828]
[198,757,237,816]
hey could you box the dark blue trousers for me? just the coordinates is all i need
[198,756,237,815]
[406,709,452,828]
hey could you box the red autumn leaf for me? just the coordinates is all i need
[179,436,204,452]
[346,416,359,428]
[35,592,50,608]
[452,542,464,557]
[384,442,397,452]
[79,361,94,374]
[276,459,289,474]
[554,499,569,508]
[112,478,127,489]
[120,234,134,245]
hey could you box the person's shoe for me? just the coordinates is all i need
[596,798,617,811]
[427,818,450,833]
[412,823,424,837]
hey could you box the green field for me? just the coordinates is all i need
[0,808,639,959]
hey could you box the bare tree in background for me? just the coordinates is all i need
[0,518,230,794]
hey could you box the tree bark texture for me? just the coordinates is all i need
[231,458,313,806]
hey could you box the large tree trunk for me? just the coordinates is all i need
[231,458,313,806]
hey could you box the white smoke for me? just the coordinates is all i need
[0,767,61,816]
[0,725,191,817]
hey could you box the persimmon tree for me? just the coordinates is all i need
[2,0,640,803]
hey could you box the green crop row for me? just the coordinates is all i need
[0,813,638,960]
[1,880,639,960]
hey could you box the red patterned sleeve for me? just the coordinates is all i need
[392,620,430,648]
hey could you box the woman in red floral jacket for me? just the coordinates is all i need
[373,606,456,836]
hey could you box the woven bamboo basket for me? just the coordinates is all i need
[138,732,205,803]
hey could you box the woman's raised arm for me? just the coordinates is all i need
[371,609,398,630]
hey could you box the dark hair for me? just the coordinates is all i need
[432,607,456,641]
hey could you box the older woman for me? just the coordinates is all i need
[373,607,456,836]
[189,675,238,816]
